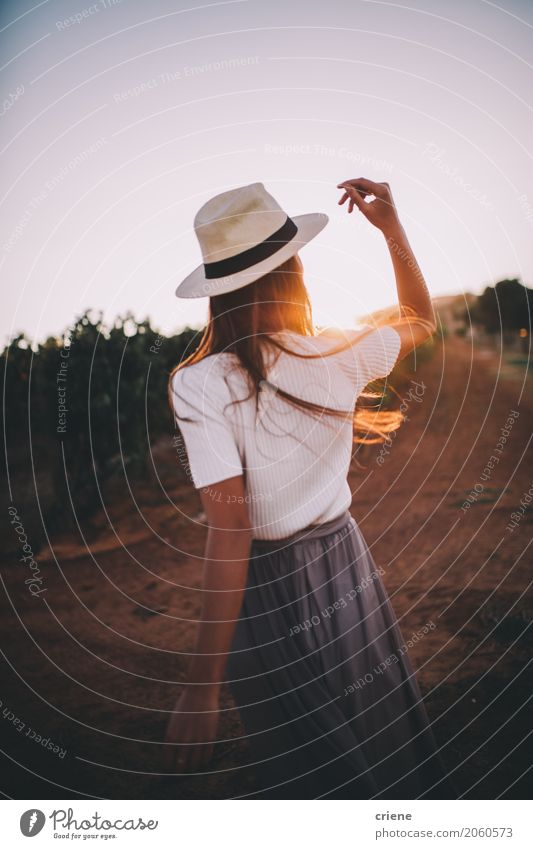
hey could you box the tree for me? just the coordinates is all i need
[471,278,533,335]
[1,311,203,540]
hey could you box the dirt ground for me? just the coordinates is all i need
[1,335,531,799]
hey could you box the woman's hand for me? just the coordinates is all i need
[337,178,401,236]
[164,686,220,774]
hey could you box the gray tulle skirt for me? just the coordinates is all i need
[226,510,456,799]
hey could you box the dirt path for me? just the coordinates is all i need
[1,336,531,799]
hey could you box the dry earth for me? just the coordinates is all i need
[1,336,531,799]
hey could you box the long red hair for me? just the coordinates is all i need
[169,254,403,442]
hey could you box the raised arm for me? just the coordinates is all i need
[164,474,252,773]
[337,178,436,360]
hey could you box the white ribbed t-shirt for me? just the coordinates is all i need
[171,325,401,539]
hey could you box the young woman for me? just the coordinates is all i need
[166,179,456,799]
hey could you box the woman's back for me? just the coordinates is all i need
[165,180,455,798]
[171,325,401,539]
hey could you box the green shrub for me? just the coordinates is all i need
[1,311,201,532]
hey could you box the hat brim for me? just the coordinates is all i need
[175,212,328,299]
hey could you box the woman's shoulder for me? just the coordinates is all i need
[283,325,374,352]
[171,353,242,406]
[271,327,360,346]
[171,354,242,421]
[315,325,370,344]
[317,324,401,350]
[308,324,401,382]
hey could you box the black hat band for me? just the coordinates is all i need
[203,215,298,279]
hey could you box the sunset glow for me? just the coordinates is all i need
[1,0,532,344]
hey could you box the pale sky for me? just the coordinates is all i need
[1,0,533,345]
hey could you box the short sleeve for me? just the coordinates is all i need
[170,361,243,489]
[334,325,402,386]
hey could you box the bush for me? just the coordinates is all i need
[1,311,201,535]
[471,278,533,335]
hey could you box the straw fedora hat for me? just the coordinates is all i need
[175,182,328,298]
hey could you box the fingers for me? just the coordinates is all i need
[341,185,366,215]
[163,732,176,773]
[163,703,219,776]
[165,719,216,774]
[339,189,356,214]
[337,177,384,191]
[175,744,194,774]
[337,178,390,199]
[338,188,365,209]
[337,180,367,202]
[169,742,193,774]
[189,742,214,773]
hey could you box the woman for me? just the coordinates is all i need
[166,178,456,799]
